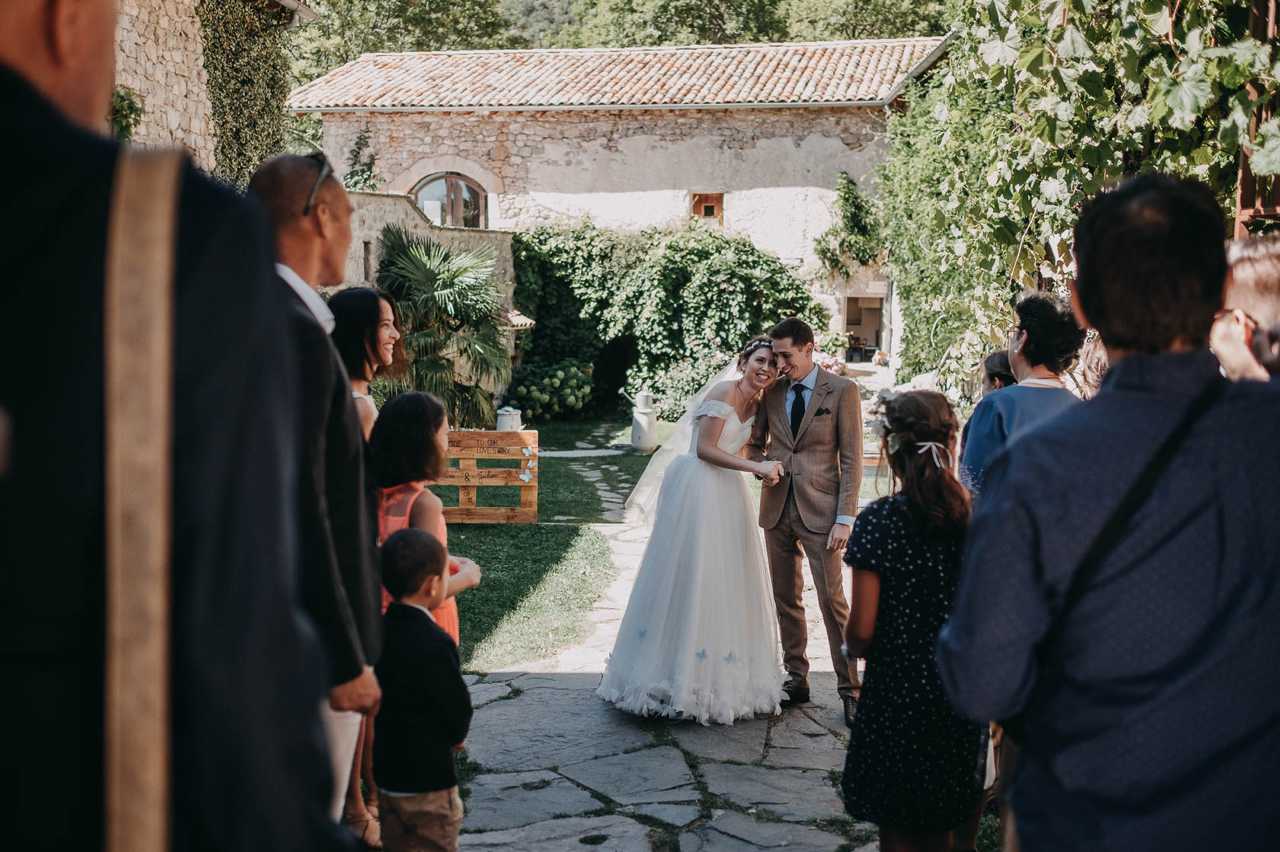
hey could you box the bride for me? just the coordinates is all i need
[597,336,786,725]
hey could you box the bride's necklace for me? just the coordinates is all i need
[733,378,758,415]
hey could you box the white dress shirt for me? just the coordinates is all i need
[276,263,334,334]
[788,365,855,529]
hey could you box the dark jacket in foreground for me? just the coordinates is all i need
[282,280,381,683]
[374,603,473,793]
[937,350,1280,852]
[0,64,352,851]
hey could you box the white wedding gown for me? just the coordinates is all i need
[597,399,785,725]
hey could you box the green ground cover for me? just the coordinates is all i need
[446,417,657,669]
[453,523,611,670]
[446,415,893,671]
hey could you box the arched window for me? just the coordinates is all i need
[413,172,487,229]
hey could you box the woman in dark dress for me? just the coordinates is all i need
[842,390,983,852]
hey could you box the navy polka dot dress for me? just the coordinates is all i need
[841,496,983,832]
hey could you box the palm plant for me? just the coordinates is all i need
[376,224,511,428]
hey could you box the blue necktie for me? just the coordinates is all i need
[790,383,806,437]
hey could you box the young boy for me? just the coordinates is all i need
[375,529,473,852]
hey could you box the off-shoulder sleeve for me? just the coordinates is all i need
[694,399,736,420]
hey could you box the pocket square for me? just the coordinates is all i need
[814,407,832,417]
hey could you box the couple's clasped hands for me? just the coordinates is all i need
[755,460,785,487]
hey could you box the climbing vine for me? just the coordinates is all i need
[814,171,881,275]
[343,127,381,190]
[197,0,293,186]
[109,86,144,141]
[879,0,1280,395]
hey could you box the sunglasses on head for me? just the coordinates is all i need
[302,151,333,217]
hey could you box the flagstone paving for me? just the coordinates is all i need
[460,521,875,851]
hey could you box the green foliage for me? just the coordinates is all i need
[879,0,1280,396]
[198,0,293,187]
[109,87,144,142]
[343,127,381,190]
[814,172,881,275]
[507,360,594,421]
[514,221,829,420]
[376,225,512,428]
[782,0,949,41]
[501,0,594,47]
[511,224,625,370]
[288,0,522,86]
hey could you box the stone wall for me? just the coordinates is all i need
[346,192,516,307]
[115,0,215,169]
[319,106,887,275]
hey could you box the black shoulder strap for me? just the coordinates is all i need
[1059,375,1228,624]
[1004,375,1227,745]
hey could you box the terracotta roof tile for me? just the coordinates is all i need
[288,38,947,112]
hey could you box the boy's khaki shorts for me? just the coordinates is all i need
[379,786,464,852]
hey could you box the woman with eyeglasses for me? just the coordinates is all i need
[959,293,1086,493]
[1210,234,1280,381]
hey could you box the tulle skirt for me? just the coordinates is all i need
[597,453,785,725]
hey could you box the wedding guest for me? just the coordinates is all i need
[843,390,983,852]
[375,529,472,852]
[368,392,482,643]
[1210,234,1280,381]
[1074,334,1110,399]
[961,350,1016,457]
[960,293,1085,491]
[250,156,383,832]
[980,350,1016,396]
[331,287,402,440]
[331,286,402,841]
[0,2,350,848]
[938,174,1280,851]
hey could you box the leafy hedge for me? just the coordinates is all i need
[512,222,829,421]
[878,0,1280,394]
[508,360,594,421]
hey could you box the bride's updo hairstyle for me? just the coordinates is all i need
[737,335,774,369]
[870,390,970,534]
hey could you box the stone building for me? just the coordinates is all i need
[114,0,316,170]
[289,38,947,353]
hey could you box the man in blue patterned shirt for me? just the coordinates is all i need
[937,174,1280,851]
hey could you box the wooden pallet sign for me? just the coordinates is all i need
[440,430,539,524]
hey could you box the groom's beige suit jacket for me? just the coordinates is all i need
[746,368,863,533]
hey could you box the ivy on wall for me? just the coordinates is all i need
[197,0,294,187]
[109,86,145,141]
[814,171,881,275]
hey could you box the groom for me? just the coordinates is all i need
[747,317,863,728]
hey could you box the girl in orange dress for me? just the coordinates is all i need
[367,392,481,645]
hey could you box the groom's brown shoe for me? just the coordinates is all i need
[780,673,810,707]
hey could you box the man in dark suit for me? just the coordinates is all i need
[0,1,351,849]
[248,155,382,821]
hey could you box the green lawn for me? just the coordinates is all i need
[453,523,611,670]
[444,417,654,670]
[442,415,893,671]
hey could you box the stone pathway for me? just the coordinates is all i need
[461,521,875,850]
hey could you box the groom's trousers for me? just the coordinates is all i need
[765,496,859,696]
